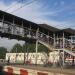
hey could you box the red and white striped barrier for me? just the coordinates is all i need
[7,67,13,75]
[20,69,28,75]
[4,66,66,75]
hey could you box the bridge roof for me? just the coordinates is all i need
[38,24,60,32]
[0,10,75,35]
[0,10,60,33]
[63,28,75,35]
[56,28,75,35]
[0,10,38,28]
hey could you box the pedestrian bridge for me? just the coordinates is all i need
[0,10,75,66]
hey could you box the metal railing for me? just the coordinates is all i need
[38,31,54,46]
[55,38,75,51]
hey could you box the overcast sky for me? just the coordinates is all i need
[0,0,75,50]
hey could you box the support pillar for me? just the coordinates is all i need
[28,25,31,37]
[22,21,24,37]
[52,34,56,67]
[63,50,65,66]
[24,42,26,64]
[2,15,4,33]
[70,36,73,51]
[36,28,39,39]
[35,40,38,65]
[53,33,55,48]
[26,42,29,63]
[63,32,65,66]
[25,41,29,63]
[13,18,15,34]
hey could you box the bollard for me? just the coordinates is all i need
[37,72,48,75]
[7,67,13,75]
[20,69,28,75]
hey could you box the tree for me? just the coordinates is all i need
[23,42,49,53]
[23,43,35,52]
[38,44,49,54]
[11,43,23,53]
[0,47,7,59]
[11,42,49,54]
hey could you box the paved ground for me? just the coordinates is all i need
[9,64,75,75]
[1,63,75,75]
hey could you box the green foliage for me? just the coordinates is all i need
[27,44,36,52]
[11,43,23,53]
[23,43,49,53]
[11,42,49,54]
[23,43,36,52]
[38,44,49,53]
[0,47,7,59]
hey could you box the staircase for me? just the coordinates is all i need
[37,31,75,58]
[38,40,54,51]
[64,49,75,57]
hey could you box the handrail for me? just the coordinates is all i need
[38,31,53,39]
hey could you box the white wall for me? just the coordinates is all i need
[6,53,24,63]
[6,51,59,64]
[48,51,59,63]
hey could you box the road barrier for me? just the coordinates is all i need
[7,67,13,75]
[4,66,67,75]
[20,69,28,75]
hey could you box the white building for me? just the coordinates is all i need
[6,51,59,64]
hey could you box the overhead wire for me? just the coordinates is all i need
[7,0,38,13]
[4,0,22,11]
[4,0,75,30]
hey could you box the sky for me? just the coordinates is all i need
[0,0,75,50]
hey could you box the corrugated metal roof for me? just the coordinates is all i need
[0,10,75,35]
[63,28,75,35]
[38,24,60,32]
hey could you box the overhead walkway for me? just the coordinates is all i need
[38,33,75,56]
[36,31,75,65]
[0,10,75,66]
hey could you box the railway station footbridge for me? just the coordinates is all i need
[0,10,75,66]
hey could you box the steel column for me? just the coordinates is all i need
[2,15,4,32]
[63,32,65,66]
[35,40,38,65]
